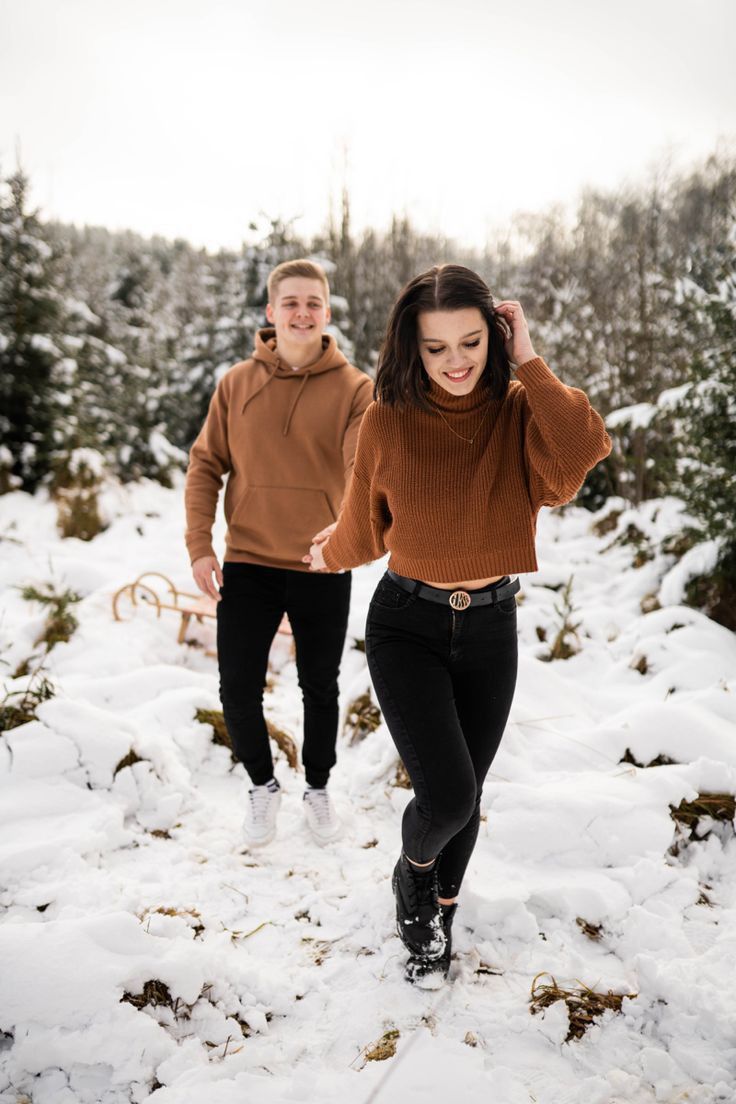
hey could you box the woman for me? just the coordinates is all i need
[303,265,611,986]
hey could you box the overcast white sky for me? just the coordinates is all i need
[1,0,734,250]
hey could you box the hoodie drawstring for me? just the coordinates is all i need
[241,363,279,414]
[282,371,311,436]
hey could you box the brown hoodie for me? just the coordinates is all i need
[185,327,373,571]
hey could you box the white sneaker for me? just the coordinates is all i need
[243,784,281,846]
[303,787,341,844]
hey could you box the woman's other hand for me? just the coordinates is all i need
[311,521,337,545]
[192,555,223,601]
[302,521,336,570]
[494,300,537,367]
[302,542,328,571]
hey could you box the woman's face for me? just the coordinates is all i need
[417,308,489,395]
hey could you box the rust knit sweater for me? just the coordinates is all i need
[321,357,611,581]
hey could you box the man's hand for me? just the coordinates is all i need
[192,555,223,601]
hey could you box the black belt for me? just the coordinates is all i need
[387,569,520,611]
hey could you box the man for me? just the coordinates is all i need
[185,259,372,846]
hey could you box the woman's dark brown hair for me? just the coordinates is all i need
[374,264,511,408]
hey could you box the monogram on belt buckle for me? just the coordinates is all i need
[449,590,471,611]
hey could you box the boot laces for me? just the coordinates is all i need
[406,863,436,917]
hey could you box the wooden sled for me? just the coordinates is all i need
[112,572,292,656]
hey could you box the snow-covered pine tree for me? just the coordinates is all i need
[672,203,736,625]
[0,168,64,489]
[165,245,262,450]
[102,237,184,484]
[45,224,132,479]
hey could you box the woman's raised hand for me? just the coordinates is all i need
[493,300,537,367]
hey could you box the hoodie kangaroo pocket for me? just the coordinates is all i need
[228,486,337,563]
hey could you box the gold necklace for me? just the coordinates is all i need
[429,400,493,444]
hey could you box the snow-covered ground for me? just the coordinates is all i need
[1,480,735,1104]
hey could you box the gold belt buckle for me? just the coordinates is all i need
[449,590,471,611]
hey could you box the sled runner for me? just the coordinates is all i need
[112,571,293,655]
[112,572,218,654]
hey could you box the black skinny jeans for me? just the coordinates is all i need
[217,562,351,789]
[366,571,518,899]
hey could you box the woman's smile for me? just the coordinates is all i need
[444,366,473,382]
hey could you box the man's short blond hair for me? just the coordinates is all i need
[267,259,330,304]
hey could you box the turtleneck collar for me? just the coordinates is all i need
[425,376,493,413]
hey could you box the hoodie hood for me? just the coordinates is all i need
[242,327,350,434]
[253,327,349,377]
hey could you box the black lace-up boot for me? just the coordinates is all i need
[406,901,457,988]
[391,853,446,961]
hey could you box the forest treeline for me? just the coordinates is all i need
[0,150,734,620]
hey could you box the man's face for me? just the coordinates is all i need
[266,277,331,346]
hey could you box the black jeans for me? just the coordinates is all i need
[366,571,518,899]
[217,562,352,788]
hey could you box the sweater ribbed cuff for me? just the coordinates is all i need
[321,541,342,572]
[513,357,556,387]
